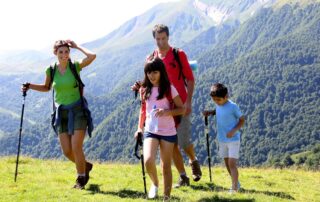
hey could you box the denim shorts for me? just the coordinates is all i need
[144,132,177,143]
[58,105,87,134]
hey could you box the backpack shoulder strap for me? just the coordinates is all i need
[49,63,56,90]
[68,59,85,97]
[49,64,56,112]
[69,59,85,88]
[172,47,187,86]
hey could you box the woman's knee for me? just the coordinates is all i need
[71,144,84,155]
[62,148,73,158]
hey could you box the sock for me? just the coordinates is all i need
[180,172,187,177]
[189,157,198,164]
[78,173,85,177]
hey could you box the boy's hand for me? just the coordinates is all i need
[227,129,236,138]
[202,110,213,117]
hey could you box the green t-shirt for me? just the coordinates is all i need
[46,61,82,105]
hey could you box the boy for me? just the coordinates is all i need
[203,83,245,192]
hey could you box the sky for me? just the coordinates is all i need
[0,0,177,52]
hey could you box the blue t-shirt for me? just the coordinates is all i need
[216,100,243,143]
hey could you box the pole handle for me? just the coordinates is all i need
[134,132,143,159]
[22,83,30,97]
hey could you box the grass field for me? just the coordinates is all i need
[1,156,319,202]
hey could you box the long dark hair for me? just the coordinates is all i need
[142,57,171,100]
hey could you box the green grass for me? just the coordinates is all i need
[1,156,319,202]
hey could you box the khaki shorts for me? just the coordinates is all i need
[58,105,87,134]
[176,114,192,149]
[218,141,240,159]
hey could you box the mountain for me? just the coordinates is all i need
[0,0,271,111]
[0,50,52,75]
[0,0,319,167]
[194,0,277,25]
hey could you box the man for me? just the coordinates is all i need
[133,24,202,187]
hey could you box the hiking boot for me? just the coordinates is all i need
[84,162,93,185]
[173,175,190,188]
[73,176,86,190]
[190,160,202,182]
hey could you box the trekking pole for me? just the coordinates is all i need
[134,132,147,194]
[14,84,28,182]
[205,116,212,182]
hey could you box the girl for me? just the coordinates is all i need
[134,58,185,201]
[22,40,96,189]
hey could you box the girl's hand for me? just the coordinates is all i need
[155,109,170,117]
[131,80,141,91]
[66,40,78,49]
[134,129,143,139]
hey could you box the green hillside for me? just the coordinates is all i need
[192,2,320,165]
[1,157,320,202]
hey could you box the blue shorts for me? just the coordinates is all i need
[144,132,177,143]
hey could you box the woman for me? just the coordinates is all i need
[135,58,185,201]
[22,40,96,189]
